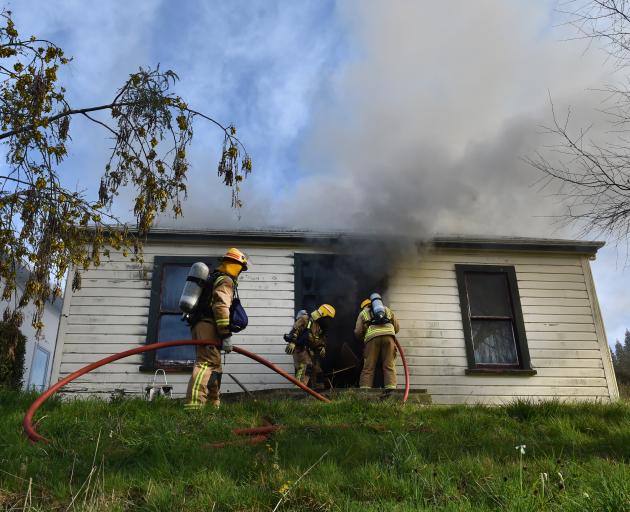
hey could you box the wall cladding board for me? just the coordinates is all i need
[53,243,617,404]
[388,249,614,404]
[53,241,297,397]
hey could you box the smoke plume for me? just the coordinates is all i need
[161,1,616,239]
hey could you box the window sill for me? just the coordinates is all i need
[465,368,537,376]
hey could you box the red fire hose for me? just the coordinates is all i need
[394,338,410,403]
[23,338,411,444]
[23,339,329,444]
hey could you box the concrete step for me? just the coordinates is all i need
[222,387,432,404]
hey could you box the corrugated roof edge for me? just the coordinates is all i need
[127,228,605,255]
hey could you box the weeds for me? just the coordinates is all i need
[1,389,630,510]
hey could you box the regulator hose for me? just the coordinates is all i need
[23,339,330,444]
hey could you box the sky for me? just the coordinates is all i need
[7,0,630,347]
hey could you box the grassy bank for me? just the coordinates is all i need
[1,390,630,511]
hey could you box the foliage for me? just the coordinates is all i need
[2,391,630,510]
[0,9,252,333]
[528,1,630,243]
[612,329,630,384]
[0,320,26,389]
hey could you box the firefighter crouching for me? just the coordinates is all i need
[183,248,248,409]
[355,293,400,390]
[284,304,336,388]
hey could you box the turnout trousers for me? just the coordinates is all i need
[292,347,321,387]
[359,335,397,389]
[185,320,222,409]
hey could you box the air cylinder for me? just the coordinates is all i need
[370,292,387,324]
[179,262,210,313]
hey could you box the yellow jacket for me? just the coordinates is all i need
[354,306,400,343]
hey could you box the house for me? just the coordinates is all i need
[1,266,62,391]
[50,229,619,403]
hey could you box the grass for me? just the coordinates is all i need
[1,389,630,511]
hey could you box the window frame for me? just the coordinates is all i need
[27,344,50,391]
[141,255,219,372]
[455,264,535,375]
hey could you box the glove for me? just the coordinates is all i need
[285,342,296,355]
[318,346,326,359]
[222,336,233,353]
[283,333,292,343]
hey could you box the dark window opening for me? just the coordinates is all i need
[143,256,219,371]
[455,265,533,373]
[294,253,388,387]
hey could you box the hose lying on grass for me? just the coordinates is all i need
[23,338,411,444]
[23,339,329,444]
[394,338,411,403]
[208,422,284,449]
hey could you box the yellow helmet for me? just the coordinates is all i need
[317,304,336,318]
[222,247,248,271]
[360,298,371,309]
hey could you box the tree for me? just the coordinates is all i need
[527,1,630,244]
[0,10,252,332]
[612,329,630,384]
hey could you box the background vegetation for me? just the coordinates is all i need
[0,322,26,389]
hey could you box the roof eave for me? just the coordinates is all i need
[429,237,605,255]
[135,228,606,255]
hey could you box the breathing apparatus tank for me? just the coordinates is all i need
[370,293,388,324]
[179,262,210,314]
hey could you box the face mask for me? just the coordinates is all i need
[318,316,333,333]
[218,261,243,278]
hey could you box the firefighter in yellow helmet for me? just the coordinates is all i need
[355,294,400,390]
[184,248,248,410]
[284,304,335,388]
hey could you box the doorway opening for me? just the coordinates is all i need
[294,253,388,387]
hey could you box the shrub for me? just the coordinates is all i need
[0,321,27,389]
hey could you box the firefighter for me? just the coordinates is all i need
[355,294,400,390]
[184,248,248,410]
[284,304,336,388]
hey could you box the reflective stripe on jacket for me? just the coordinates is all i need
[355,306,400,344]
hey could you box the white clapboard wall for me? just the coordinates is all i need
[388,250,618,404]
[50,241,618,404]
[50,242,312,397]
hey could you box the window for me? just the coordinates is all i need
[27,345,50,391]
[455,265,535,375]
[143,256,218,371]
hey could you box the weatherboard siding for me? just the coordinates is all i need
[388,250,617,404]
[51,242,618,403]
[51,243,320,397]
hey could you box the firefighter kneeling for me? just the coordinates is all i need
[284,304,335,389]
[181,248,249,410]
[355,293,400,390]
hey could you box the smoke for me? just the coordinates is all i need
[160,0,616,239]
[272,1,617,237]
